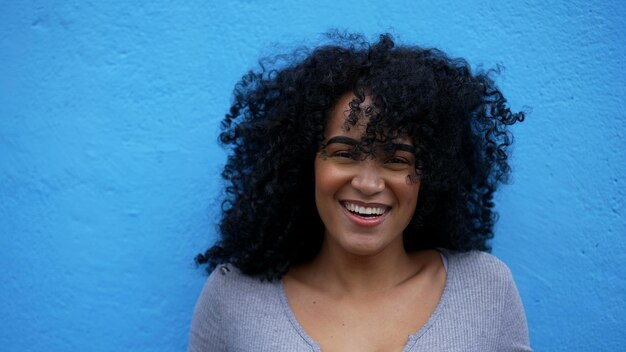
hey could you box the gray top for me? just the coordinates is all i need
[188,250,531,351]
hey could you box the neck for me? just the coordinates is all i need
[308,237,419,296]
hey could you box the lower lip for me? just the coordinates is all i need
[342,205,388,228]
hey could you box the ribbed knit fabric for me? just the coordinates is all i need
[188,250,531,351]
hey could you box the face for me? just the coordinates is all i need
[314,93,420,257]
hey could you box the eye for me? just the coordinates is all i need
[333,150,355,159]
[383,153,414,171]
[385,156,409,165]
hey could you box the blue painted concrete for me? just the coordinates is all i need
[1,1,624,351]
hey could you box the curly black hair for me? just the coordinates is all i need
[196,33,524,281]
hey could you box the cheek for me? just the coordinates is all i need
[314,160,344,196]
[410,178,421,198]
[399,177,420,207]
[314,161,333,206]
[314,162,341,229]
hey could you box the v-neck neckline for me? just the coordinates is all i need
[277,250,453,352]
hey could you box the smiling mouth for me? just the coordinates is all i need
[341,201,389,217]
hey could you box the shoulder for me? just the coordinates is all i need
[444,250,515,285]
[192,264,250,319]
[442,250,521,307]
[189,264,282,351]
[438,250,531,350]
[196,264,275,310]
[203,264,264,290]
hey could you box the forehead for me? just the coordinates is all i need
[325,93,412,145]
[325,93,367,137]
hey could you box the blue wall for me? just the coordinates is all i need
[1,1,624,351]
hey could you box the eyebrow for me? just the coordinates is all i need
[325,136,415,154]
[393,144,415,154]
[325,136,359,147]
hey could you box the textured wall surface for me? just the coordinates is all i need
[1,0,624,351]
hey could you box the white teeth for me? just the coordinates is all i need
[344,202,386,216]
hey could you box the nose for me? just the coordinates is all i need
[351,160,385,195]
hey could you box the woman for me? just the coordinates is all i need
[189,33,530,351]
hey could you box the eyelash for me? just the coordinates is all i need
[385,157,409,165]
[334,151,355,159]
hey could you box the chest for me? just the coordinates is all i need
[288,287,442,352]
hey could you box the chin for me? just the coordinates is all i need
[338,234,392,257]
